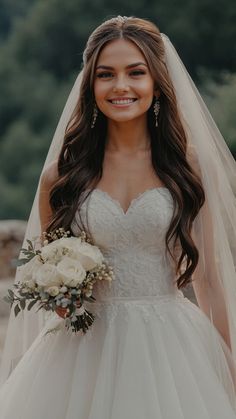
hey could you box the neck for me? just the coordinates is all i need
[106,115,151,154]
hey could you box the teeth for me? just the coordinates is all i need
[111,99,136,105]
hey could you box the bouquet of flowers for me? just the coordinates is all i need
[4,228,114,334]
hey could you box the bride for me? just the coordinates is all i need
[0,15,236,419]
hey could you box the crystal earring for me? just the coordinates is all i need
[153,97,160,127]
[91,103,98,129]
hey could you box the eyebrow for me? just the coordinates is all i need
[96,62,148,70]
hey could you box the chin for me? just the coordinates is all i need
[105,111,145,122]
[108,116,141,123]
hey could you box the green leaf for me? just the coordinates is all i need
[16,258,30,266]
[8,289,14,298]
[20,299,26,310]
[20,247,29,253]
[26,239,34,250]
[14,304,21,317]
[36,304,45,312]
[21,250,34,256]
[51,300,56,310]
[27,299,38,310]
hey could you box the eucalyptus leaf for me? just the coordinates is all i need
[27,299,38,310]
[20,299,26,310]
[51,301,56,310]
[21,250,34,256]
[26,239,34,250]
[14,304,21,317]
[16,258,29,266]
[36,304,45,312]
[21,247,29,253]
[8,289,14,298]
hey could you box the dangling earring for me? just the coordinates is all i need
[91,103,98,129]
[153,97,160,127]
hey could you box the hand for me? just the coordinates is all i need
[55,306,70,319]
[55,299,81,319]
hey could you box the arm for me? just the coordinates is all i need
[38,160,74,319]
[38,160,59,239]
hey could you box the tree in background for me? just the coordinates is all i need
[0,0,235,219]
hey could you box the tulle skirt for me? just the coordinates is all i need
[1,293,236,419]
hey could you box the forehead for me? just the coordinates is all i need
[96,38,147,67]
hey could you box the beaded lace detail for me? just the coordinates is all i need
[71,187,181,299]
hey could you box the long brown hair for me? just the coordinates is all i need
[46,16,205,289]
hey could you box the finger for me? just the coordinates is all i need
[56,308,68,318]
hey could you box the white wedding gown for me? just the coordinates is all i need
[1,186,236,418]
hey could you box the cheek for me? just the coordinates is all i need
[94,81,108,101]
[137,79,155,97]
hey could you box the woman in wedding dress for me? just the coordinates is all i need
[1,15,236,419]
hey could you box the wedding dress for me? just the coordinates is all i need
[0,186,236,419]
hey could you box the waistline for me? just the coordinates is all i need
[90,290,185,305]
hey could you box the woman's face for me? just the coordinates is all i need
[93,38,157,123]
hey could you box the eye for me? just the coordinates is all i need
[130,70,146,76]
[96,72,113,78]
[96,70,146,78]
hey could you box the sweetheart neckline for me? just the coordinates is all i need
[92,187,170,216]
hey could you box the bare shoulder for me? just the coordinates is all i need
[40,160,59,190]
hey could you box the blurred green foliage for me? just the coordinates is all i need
[200,72,236,157]
[0,0,235,219]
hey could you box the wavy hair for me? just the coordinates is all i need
[46,15,205,289]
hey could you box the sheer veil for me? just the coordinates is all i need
[0,32,236,395]
[0,70,84,385]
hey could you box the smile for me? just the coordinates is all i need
[107,98,137,106]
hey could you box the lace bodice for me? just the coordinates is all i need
[71,187,180,301]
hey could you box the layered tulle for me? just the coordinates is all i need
[1,293,236,419]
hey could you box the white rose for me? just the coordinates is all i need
[73,242,104,270]
[45,286,60,296]
[40,237,82,264]
[33,263,62,288]
[57,237,82,252]
[20,255,43,281]
[40,241,64,264]
[57,256,86,287]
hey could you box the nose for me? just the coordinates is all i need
[112,75,129,92]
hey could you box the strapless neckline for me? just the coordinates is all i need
[92,187,171,216]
